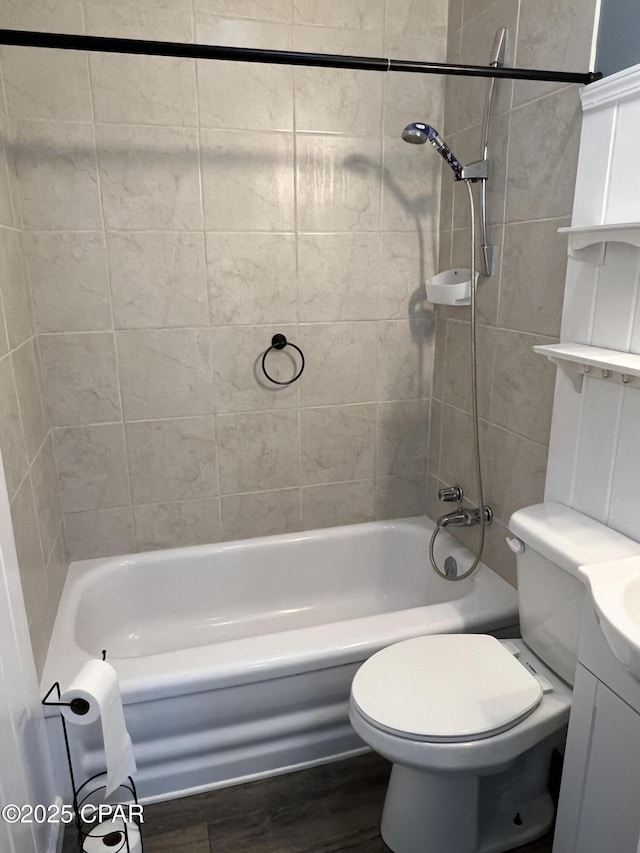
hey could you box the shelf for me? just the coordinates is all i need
[533,343,640,393]
[559,223,640,265]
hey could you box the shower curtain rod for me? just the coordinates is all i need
[0,29,601,85]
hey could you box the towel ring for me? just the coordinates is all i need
[261,334,305,386]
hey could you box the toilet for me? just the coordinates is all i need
[349,502,640,853]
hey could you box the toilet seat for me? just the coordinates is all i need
[351,634,543,743]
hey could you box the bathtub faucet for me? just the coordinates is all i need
[437,506,493,528]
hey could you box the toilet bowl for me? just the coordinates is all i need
[349,635,571,853]
[349,502,640,853]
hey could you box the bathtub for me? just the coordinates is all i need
[42,516,518,803]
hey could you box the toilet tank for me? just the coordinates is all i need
[508,503,640,686]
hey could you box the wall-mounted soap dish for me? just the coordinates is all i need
[425,268,477,306]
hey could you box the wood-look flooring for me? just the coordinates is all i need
[63,753,554,852]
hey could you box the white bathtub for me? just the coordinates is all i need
[42,516,518,803]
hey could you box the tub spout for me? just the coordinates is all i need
[437,506,493,528]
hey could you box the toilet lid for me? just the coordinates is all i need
[351,635,543,743]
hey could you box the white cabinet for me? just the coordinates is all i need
[553,607,640,852]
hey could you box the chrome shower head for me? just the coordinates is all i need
[402,121,464,181]
[401,122,433,144]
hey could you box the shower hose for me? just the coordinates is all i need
[428,180,487,581]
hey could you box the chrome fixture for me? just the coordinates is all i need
[443,555,459,579]
[479,27,507,277]
[438,485,464,503]
[437,506,493,528]
[401,123,488,184]
[401,122,464,180]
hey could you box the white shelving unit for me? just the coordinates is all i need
[559,223,640,264]
[533,343,640,393]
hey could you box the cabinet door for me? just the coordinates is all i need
[554,668,640,852]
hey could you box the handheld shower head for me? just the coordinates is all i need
[402,122,464,180]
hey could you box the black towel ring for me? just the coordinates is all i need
[261,334,305,386]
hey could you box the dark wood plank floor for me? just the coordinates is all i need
[63,753,554,852]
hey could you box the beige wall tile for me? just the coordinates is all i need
[377,399,429,477]
[381,136,440,233]
[217,410,299,494]
[14,121,103,230]
[438,403,486,504]
[293,28,383,136]
[294,0,383,30]
[301,404,376,485]
[384,73,444,140]
[26,231,111,333]
[117,329,212,420]
[91,55,198,127]
[196,18,294,132]
[134,498,220,552]
[506,87,583,223]
[491,330,557,445]
[379,232,435,321]
[481,517,517,587]
[485,425,548,524]
[10,474,45,622]
[12,339,48,462]
[513,0,598,106]
[97,124,202,230]
[194,0,293,22]
[109,232,207,330]
[39,332,121,426]
[0,354,29,499]
[54,424,129,512]
[376,473,426,519]
[428,397,442,479]
[0,228,33,349]
[377,320,433,401]
[498,218,569,337]
[220,489,300,541]
[211,325,299,413]
[440,319,495,418]
[30,434,62,563]
[65,506,135,561]
[0,0,83,32]
[301,480,375,530]
[207,233,297,325]
[0,123,16,229]
[296,134,381,232]
[297,233,381,323]
[201,130,295,231]
[386,0,448,38]
[85,1,193,40]
[2,47,92,121]
[126,417,217,504]
[298,322,378,407]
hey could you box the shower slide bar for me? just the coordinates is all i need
[0,29,601,85]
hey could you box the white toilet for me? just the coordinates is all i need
[349,502,640,853]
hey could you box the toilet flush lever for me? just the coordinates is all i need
[506,536,525,555]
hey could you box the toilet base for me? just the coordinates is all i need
[380,732,561,853]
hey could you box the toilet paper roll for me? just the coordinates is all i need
[82,819,141,853]
[61,659,137,797]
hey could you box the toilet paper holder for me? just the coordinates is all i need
[43,651,144,853]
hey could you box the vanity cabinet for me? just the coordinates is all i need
[553,606,640,852]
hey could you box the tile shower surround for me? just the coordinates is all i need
[0,0,448,576]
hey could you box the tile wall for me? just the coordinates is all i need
[0,0,447,562]
[0,67,67,674]
[430,0,599,584]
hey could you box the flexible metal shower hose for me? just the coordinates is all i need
[429,179,487,581]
